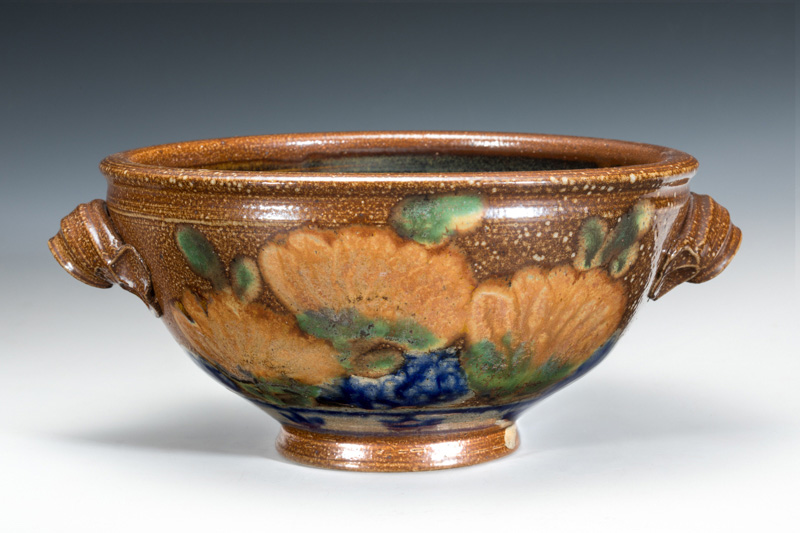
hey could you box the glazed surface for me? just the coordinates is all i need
[92,132,704,436]
[47,131,744,470]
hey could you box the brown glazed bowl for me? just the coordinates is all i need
[49,132,741,471]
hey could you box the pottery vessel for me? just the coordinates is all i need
[49,132,741,471]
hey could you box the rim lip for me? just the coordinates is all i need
[100,131,698,189]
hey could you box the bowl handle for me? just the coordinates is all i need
[648,193,742,300]
[48,199,162,316]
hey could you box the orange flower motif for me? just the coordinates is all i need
[170,289,346,385]
[258,226,475,352]
[467,265,626,370]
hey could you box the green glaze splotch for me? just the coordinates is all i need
[390,194,484,245]
[296,308,440,361]
[176,227,264,302]
[175,225,228,290]
[230,255,262,303]
[575,200,654,277]
[461,338,575,398]
[349,348,406,378]
[576,218,608,269]
[237,376,322,407]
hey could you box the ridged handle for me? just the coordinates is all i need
[48,199,162,316]
[648,193,742,300]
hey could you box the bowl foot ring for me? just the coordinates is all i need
[276,422,519,472]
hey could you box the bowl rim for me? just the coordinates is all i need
[100,131,698,191]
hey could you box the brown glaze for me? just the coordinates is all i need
[49,132,741,471]
[277,423,519,472]
[649,193,742,300]
[49,199,160,315]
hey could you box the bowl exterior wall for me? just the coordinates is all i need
[101,165,689,434]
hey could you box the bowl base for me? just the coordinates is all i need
[276,422,519,472]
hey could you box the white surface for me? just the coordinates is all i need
[2,258,798,532]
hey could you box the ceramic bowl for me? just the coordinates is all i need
[49,131,741,471]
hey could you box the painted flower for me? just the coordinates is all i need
[462,265,627,396]
[170,289,346,386]
[258,226,475,360]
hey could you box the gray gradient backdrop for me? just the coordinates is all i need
[1,3,797,532]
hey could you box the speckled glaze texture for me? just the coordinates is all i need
[49,132,741,471]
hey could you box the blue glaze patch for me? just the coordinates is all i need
[246,398,327,429]
[571,334,619,381]
[525,334,621,401]
[276,409,326,429]
[185,349,242,394]
[379,414,447,431]
[322,348,470,409]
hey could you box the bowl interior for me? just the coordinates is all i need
[191,153,602,173]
